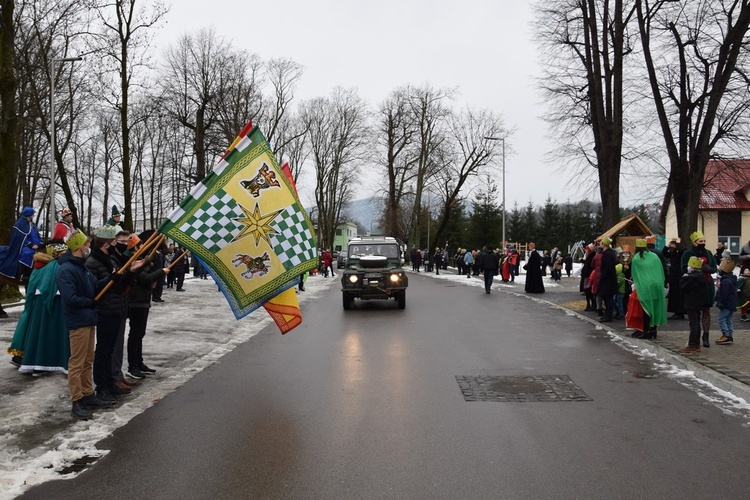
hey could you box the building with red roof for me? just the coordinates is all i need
[664,159,750,254]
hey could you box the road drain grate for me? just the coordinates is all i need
[456,375,592,402]
[58,454,100,475]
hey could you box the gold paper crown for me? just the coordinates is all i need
[690,230,704,243]
[635,238,647,248]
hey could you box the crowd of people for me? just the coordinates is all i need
[578,231,750,352]
[406,232,749,353]
[3,205,191,420]
[409,244,549,294]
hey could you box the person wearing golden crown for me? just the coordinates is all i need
[679,230,717,347]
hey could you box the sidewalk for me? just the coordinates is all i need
[419,266,750,402]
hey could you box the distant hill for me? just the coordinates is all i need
[345,197,383,230]
[303,197,383,233]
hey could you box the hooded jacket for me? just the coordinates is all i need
[56,252,106,329]
[715,272,738,311]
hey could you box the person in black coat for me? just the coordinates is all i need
[432,247,443,275]
[597,237,618,322]
[173,246,187,291]
[580,244,596,310]
[664,238,685,319]
[680,256,708,352]
[127,231,170,379]
[85,226,143,401]
[524,243,545,293]
[479,247,500,294]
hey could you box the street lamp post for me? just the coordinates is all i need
[484,136,506,247]
[49,56,82,236]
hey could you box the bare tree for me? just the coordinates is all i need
[406,85,455,251]
[636,0,750,240]
[429,108,505,250]
[262,57,304,153]
[12,0,92,232]
[376,86,416,242]
[0,0,17,244]
[211,49,263,149]
[274,112,310,184]
[535,0,637,230]
[161,27,242,183]
[300,87,369,249]
[92,0,168,231]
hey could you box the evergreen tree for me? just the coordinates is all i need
[539,195,561,250]
[443,199,468,251]
[506,202,523,246]
[520,201,539,245]
[466,177,502,249]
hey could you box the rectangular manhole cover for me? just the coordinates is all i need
[456,375,592,402]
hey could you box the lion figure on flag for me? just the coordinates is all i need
[239,164,280,198]
[232,252,271,279]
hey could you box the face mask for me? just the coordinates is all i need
[696,243,706,251]
[116,242,128,253]
[84,248,91,257]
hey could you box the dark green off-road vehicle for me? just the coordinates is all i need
[340,237,408,310]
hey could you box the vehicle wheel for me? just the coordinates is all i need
[343,293,352,310]
[397,291,406,309]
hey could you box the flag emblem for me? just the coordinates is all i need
[159,123,317,324]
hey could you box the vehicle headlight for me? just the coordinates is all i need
[349,275,359,283]
[389,273,401,283]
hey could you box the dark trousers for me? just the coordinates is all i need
[94,313,121,393]
[112,316,127,379]
[152,276,164,300]
[166,272,175,288]
[687,309,702,345]
[601,293,615,320]
[484,271,495,292]
[127,307,150,370]
[176,271,185,290]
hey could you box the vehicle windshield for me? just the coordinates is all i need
[348,244,399,259]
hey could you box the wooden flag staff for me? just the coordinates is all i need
[147,234,166,261]
[166,247,189,271]
[94,231,162,301]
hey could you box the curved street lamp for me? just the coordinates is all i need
[484,136,506,247]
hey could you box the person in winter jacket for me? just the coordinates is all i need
[479,247,499,294]
[464,250,474,279]
[56,230,112,420]
[432,247,443,275]
[714,258,738,345]
[126,231,170,378]
[85,225,143,402]
[615,263,626,319]
[679,256,709,353]
[680,230,717,347]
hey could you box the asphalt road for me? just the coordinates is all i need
[22,273,750,499]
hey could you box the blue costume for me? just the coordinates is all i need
[0,207,43,279]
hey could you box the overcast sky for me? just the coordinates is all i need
[155,0,649,209]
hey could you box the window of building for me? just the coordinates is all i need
[718,211,742,254]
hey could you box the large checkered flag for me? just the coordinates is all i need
[159,122,317,328]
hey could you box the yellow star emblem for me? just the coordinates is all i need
[234,202,281,247]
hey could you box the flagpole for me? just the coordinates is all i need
[165,248,189,271]
[94,231,162,301]
[147,234,166,261]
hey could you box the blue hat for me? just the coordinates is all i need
[21,206,35,217]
